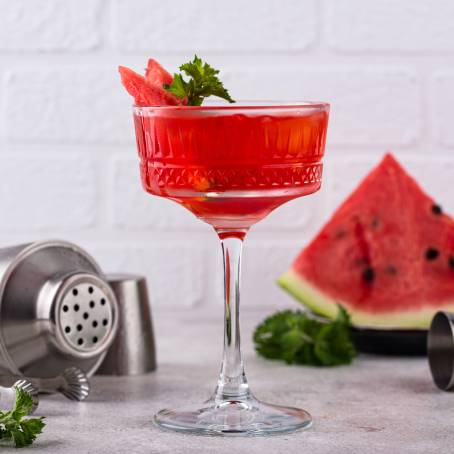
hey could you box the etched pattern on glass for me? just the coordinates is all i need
[141,162,323,190]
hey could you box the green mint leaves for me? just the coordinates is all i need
[0,387,45,448]
[164,55,235,106]
[253,306,357,367]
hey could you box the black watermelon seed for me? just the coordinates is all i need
[371,217,380,229]
[426,248,439,261]
[362,267,375,283]
[449,256,454,269]
[432,204,443,215]
[386,265,397,275]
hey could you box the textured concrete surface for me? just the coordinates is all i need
[3,309,452,454]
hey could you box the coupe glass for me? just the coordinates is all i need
[132,101,329,436]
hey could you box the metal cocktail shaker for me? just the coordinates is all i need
[0,241,118,378]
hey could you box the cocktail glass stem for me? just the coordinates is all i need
[214,231,250,402]
[154,227,312,435]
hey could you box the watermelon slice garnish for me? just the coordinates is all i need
[118,65,184,106]
[119,56,234,107]
[278,153,454,329]
[145,59,173,86]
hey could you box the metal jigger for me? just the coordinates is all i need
[427,311,454,391]
[96,274,156,375]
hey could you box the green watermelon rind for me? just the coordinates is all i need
[277,269,454,330]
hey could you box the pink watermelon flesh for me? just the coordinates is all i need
[145,58,173,86]
[118,65,182,106]
[278,153,454,329]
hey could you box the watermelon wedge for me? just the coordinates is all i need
[278,153,454,329]
[118,64,183,106]
[145,58,173,86]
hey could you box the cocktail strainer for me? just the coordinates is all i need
[0,241,118,378]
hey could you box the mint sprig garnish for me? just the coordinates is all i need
[253,306,356,367]
[164,55,235,106]
[0,387,45,448]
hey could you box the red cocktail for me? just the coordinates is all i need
[133,102,329,435]
[134,103,328,231]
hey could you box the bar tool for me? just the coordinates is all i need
[0,380,39,414]
[0,240,119,378]
[427,311,454,390]
[34,367,90,401]
[0,367,90,401]
[97,274,156,375]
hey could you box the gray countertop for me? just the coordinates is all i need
[4,309,452,454]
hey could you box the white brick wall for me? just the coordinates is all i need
[113,0,317,53]
[0,0,102,51]
[5,69,132,143]
[0,156,96,231]
[430,72,454,146]
[325,0,454,52]
[0,0,453,314]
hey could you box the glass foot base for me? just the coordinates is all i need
[154,396,312,436]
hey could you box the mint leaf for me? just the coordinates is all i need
[164,55,235,106]
[11,388,33,422]
[253,306,356,367]
[0,387,45,448]
[18,418,45,447]
[165,74,188,100]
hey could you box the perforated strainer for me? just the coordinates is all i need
[0,241,118,378]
